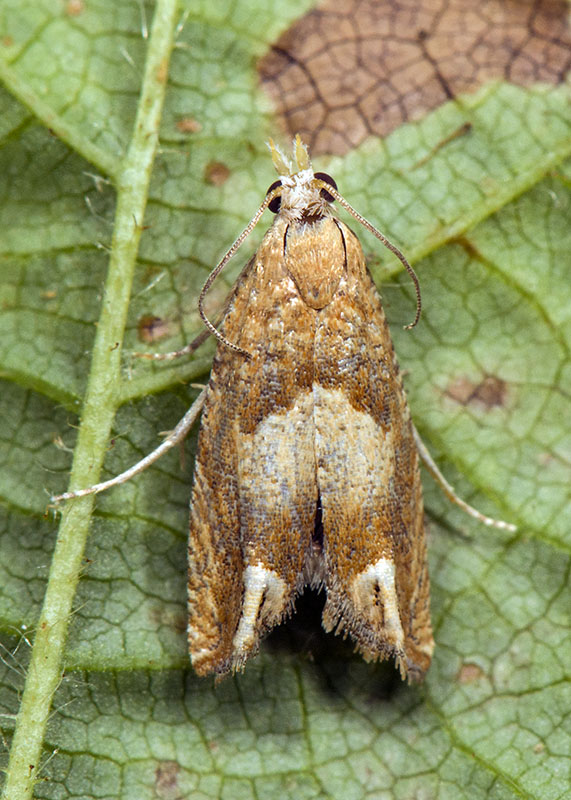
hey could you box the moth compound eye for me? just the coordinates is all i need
[266,180,282,213]
[314,172,337,203]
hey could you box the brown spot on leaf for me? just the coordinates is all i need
[65,0,85,15]
[446,375,508,409]
[457,662,486,682]
[259,0,571,154]
[155,761,181,798]
[149,605,187,635]
[204,161,231,186]
[137,314,170,344]
[176,117,202,134]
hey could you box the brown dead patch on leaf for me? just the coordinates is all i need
[446,375,509,408]
[259,0,571,155]
[155,761,181,798]
[457,662,486,683]
[149,605,187,635]
[176,117,203,134]
[137,314,170,344]
[65,0,85,15]
[204,160,231,186]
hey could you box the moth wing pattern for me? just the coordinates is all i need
[188,209,434,681]
[188,219,321,676]
[312,219,433,681]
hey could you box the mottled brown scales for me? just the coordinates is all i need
[188,147,433,681]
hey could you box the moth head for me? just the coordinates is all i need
[266,134,337,221]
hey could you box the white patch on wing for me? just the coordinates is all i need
[237,390,315,517]
[232,563,287,660]
[314,386,397,510]
[352,557,405,650]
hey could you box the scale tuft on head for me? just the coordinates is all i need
[268,134,311,177]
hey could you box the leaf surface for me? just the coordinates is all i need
[0,1,569,798]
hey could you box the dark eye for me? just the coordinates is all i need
[314,172,337,203]
[266,180,282,213]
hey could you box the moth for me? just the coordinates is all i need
[53,136,515,682]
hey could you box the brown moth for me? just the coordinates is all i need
[52,136,515,682]
[188,137,432,681]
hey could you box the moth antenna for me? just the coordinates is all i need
[198,186,282,357]
[319,182,422,329]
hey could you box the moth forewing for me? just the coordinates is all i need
[188,213,322,676]
[313,223,432,681]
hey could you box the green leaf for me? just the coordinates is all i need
[0,1,570,799]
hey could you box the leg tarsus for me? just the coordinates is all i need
[50,388,207,504]
[413,425,516,532]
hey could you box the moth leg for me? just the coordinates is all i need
[413,426,516,532]
[132,327,211,361]
[50,389,206,504]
